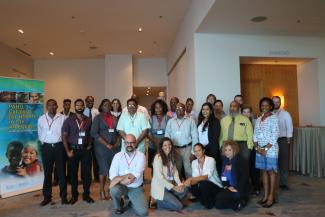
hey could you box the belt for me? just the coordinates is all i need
[176,142,192,148]
[43,142,62,147]
[70,144,86,150]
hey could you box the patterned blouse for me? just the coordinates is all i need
[253,114,280,158]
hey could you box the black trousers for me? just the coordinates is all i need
[278,137,289,186]
[215,188,240,210]
[54,157,70,183]
[41,142,67,199]
[69,148,92,198]
[191,180,222,208]
[249,148,261,191]
[236,141,250,199]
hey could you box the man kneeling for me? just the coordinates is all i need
[109,134,148,216]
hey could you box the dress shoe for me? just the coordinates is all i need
[40,198,52,206]
[262,200,275,208]
[61,197,69,205]
[83,195,95,203]
[234,202,242,212]
[69,197,78,205]
[257,198,268,205]
[114,209,124,215]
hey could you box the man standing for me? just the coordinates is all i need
[220,100,253,201]
[167,97,179,118]
[109,134,148,216]
[122,94,150,121]
[38,99,68,205]
[185,98,198,123]
[117,98,150,154]
[84,96,99,182]
[234,94,244,109]
[165,102,198,179]
[62,99,94,204]
[53,98,74,186]
[61,99,74,119]
[272,96,293,190]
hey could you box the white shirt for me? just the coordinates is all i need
[198,122,209,146]
[109,150,146,188]
[192,156,222,187]
[38,112,65,144]
[274,109,293,138]
[122,105,150,121]
[83,107,99,121]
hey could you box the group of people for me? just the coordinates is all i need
[37,93,293,216]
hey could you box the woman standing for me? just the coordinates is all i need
[91,99,120,200]
[111,98,122,119]
[254,97,280,208]
[215,141,245,211]
[151,137,186,211]
[147,99,169,171]
[184,143,223,209]
[197,102,222,173]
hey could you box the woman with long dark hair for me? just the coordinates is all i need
[150,137,186,211]
[197,102,222,173]
[147,99,169,171]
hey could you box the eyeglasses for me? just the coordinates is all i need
[125,141,136,144]
[127,104,136,108]
[176,107,184,110]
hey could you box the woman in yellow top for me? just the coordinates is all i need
[150,137,187,211]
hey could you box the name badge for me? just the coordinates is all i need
[108,129,115,133]
[79,131,86,137]
[46,130,52,135]
[78,138,83,145]
[221,176,227,181]
[157,130,163,135]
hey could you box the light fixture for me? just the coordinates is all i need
[251,16,268,23]
[49,52,54,56]
[146,93,149,96]
[138,27,142,32]
[147,87,151,90]
[138,50,142,54]
[18,29,24,34]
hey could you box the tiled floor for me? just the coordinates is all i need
[0,172,324,217]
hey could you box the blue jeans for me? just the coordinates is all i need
[110,184,148,216]
[156,188,187,211]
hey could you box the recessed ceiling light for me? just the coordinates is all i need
[147,87,151,90]
[138,27,142,32]
[49,52,54,56]
[251,16,268,23]
[138,50,142,54]
[146,93,149,96]
[18,29,24,34]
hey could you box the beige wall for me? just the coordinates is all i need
[0,42,33,78]
[34,59,105,110]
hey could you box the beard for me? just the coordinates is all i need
[75,109,84,114]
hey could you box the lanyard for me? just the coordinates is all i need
[129,113,137,126]
[176,118,185,129]
[124,152,137,169]
[157,116,164,129]
[76,118,85,131]
[45,114,59,129]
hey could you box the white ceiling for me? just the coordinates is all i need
[0,0,191,59]
[198,0,325,36]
